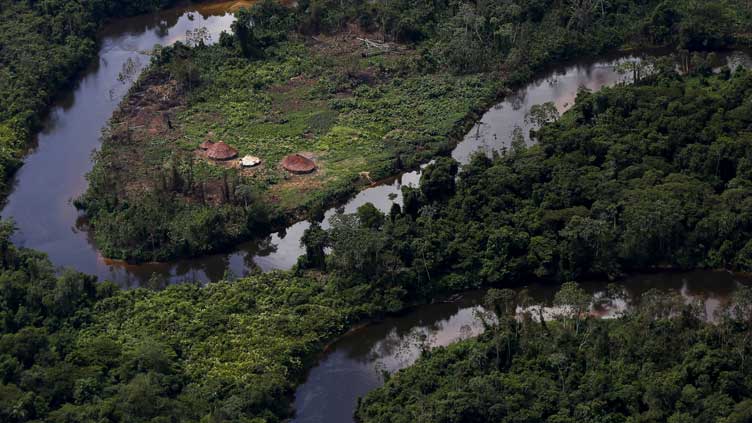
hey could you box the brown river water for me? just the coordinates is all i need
[2,2,752,421]
[292,270,752,423]
[3,1,749,285]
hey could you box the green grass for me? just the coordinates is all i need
[78,36,502,261]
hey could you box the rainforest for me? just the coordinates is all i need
[1,1,752,422]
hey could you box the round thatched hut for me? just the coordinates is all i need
[207,141,238,161]
[199,140,215,150]
[282,154,316,174]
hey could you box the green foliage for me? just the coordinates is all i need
[0,0,183,196]
[79,190,266,262]
[293,0,752,74]
[0,222,392,422]
[298,221,328,270]
[7,1,752,422]
[79,0,752,262]
[327,213,390,283]
[316,67,752,293]
[356,285,752,423]
[420,157,458,202]
[80,8,500,262]
[232,0,295,58]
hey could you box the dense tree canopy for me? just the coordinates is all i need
[78,0,752,262]
[291,0,752,75]
[0,0,182,194]
[309,64,752,296]
[0,222,376,422]
[4,1,752,422]
[357,285,752,423]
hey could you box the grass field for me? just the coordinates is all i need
[78,32,500,261]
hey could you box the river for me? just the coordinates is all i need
[4,2,752,422]
[1,1,249,285]
[0,4,672,286]
[4,1,750,285]
[291,270,752,422]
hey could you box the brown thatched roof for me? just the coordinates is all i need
[199,140,215,150]
[207,141,238,160]
[282,154,316,174]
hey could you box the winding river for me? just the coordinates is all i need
[1,2,247,285]
[292,270,752,422]
[4,1,749,286]
[3,2,752,421]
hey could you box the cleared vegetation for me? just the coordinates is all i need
[3,1,752,423]
[79,0,752,262]
[0,0,187,195]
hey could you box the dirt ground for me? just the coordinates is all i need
[101,31,412,210]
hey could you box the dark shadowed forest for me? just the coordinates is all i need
[2,1,752,422]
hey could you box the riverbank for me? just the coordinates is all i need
[355,283,752,423]
[76,0,752,263]
[4,1,752,423]
[0,233,359,422]
[4,214,750,423]
[274,57,752,422]
[34,52,646,285]
[295,269,752,422]
[77,27,500,262]
[0,0,204,197]
[3,0,748,278]
[0,2,249,284]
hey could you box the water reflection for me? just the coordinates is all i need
[4,0,749,287]
[107,55,640,286]
[1,2,244,286]
[452,57,638,164]
[292,270,752,423]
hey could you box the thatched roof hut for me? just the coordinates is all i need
[282,154,316,174]
[207,141,238,160]
[199,140,215,150]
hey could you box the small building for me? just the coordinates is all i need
[207,141,238,161]
[199,140,215,150]
[282,154,316,174]
[241,155,262,168]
